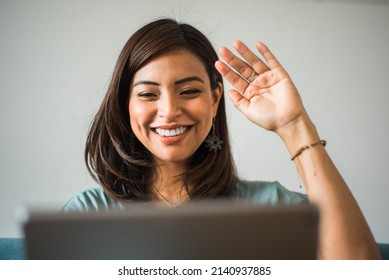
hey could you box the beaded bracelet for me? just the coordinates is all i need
[290,140,327,161]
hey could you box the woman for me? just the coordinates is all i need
[63,18,380,259]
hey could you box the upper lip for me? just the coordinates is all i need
[151,124,192,129]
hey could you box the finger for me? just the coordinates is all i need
[256,42,282,70]
[234,40,270,75]
[218,46,253,82]
[227,89,250,115]
[215,60,249,94]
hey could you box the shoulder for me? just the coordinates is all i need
[62,188,123,212]
[235,179,308,204]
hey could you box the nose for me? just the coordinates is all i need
[157,93,182,120]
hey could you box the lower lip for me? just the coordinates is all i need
[153,128,191,144]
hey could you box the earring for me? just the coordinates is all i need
[205,120,223,152]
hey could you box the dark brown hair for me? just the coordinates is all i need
[85,18,237,201]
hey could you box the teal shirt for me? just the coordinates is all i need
[62,180,307,212]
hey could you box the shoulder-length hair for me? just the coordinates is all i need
[85,18,237,201]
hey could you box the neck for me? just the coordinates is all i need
[151,162,189,206]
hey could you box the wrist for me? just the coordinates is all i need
[275,114,320,157]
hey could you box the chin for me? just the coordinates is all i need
[154,152,194,165]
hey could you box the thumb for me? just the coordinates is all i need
[228,90,250,115]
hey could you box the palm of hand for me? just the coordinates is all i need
[216,41,306,133]
[243,69,304,132]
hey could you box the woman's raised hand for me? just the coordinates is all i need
[215,41,309,136]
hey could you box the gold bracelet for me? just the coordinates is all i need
[290,140,327,161]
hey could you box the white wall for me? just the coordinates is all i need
[1,0,388,242]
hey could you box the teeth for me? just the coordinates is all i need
[155,127,188,137]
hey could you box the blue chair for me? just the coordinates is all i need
[378,242,389,260]
[0,238,25,260]
[1,238,388,260]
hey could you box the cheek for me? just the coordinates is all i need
[193,103,214,130]
[128,101,149,130]
[201,97,217,120]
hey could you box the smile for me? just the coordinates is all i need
[155,126,188,137]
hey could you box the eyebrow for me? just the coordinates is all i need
[133,76,205,87]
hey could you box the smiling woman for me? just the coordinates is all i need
[79,19,237,205]
[62,18,381,259]
[129,50,221,168]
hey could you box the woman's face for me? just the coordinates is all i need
[129,49,222,165]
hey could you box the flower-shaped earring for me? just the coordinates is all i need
[205,120,223,152]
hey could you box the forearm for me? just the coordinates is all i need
[277,115,381,259]
[215,40,381,259]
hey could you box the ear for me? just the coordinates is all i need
[211,82,223,118]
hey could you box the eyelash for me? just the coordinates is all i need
[137,92,157,98]
[137,89,200,99]
[180,88,200,96]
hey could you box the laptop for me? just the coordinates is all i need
[22,201,319,260]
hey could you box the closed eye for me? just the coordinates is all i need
[180,88,200,97]
[137,92,158,100]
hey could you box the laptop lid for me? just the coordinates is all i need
[22,201,319,260]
